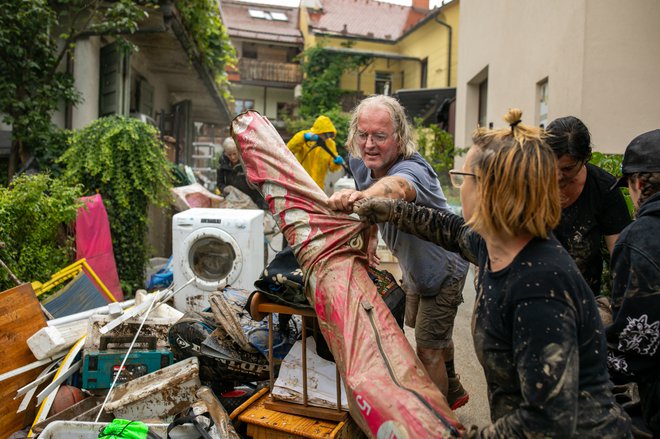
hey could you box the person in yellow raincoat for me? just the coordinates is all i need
[287,115,345,189]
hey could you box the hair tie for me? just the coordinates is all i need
[510,119,522,132]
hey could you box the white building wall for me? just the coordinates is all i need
[456,0,660,156]
[71,37,102,130]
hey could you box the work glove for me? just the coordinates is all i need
[333,155,345,165]
[355,198,396,224]
[303,132,319,142]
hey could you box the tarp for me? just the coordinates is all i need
[76,194,123,301]
[231,111,464,438]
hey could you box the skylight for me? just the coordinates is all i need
[270,12,288,21]
[247,9,288,21]
[248,9,266,19]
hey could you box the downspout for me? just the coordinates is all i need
[434,15,452,87]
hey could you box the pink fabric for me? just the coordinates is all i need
[75,194,123,302]
[232,111,464,438]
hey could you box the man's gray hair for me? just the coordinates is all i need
[347,95,417,159]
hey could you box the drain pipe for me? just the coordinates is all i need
[434,15,452,87]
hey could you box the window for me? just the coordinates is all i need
[271,12,288,21]
[248,9,288,21]
[375,72,393,96]
[242,42,257,59]
[537,78,549,128]
[235,99,255,113]
[478,79,488,128]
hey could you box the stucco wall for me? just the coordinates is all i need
[70,37,103,130]
[456,0,660,155]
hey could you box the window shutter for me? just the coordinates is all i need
[99,42,131,116]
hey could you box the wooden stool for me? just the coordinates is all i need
[249,292,346,422]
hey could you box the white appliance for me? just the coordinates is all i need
[172,208,264,312]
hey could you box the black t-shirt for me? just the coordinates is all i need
[553,164,631,295]
[467,234,631,437]
[374,200,632,437]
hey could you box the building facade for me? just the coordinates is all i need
[221,0,303,138]
[455,0,660,154]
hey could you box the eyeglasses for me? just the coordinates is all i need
[449,170,477,188]
[356,131,391,146]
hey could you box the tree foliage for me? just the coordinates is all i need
[0,173,84,291]
[0,0,236,181]
[0,0,147,179]
[60,116,173,296]
[179,0,237,96]
[414,118,466,187]
[298,44,371,116]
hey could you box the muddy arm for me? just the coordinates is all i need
[357,198,477,265]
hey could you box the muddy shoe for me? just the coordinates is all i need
[447,375,469,410]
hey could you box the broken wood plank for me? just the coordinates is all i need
[0,283,48,436]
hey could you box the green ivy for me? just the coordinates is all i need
[0,0,236,181]
[0,173,84,291]
[178,0,237,97]
[60,116,173,296]
[297,43,371,116]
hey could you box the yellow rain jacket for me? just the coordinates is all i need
[287,115,342,189]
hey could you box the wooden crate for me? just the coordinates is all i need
[238,392,365,439]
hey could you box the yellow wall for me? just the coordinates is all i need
[398,1,459,89]
[302,1,459,96]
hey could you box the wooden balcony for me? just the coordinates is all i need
[236,58,302,86]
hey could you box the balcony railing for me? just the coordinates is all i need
[237,58,302,85]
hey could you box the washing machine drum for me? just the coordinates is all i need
[184,229,242,289]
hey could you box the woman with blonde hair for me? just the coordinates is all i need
[356,109,631,437]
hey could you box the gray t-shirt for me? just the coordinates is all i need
[350,153,468,296]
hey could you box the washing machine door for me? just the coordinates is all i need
[182,227,242,290]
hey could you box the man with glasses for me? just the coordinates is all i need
[328,95,470,409]
[545,116,631,297]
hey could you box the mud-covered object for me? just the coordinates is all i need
[254,247,405,329]
[168,290,299,386]
[232,110,464,438]
[253,245,309,309]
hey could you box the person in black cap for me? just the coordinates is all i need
[607,129,660,437]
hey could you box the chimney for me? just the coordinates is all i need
[412,0,429,9]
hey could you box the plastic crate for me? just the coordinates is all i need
[39,420,198,438]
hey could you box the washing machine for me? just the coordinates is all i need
[172,208,264,312]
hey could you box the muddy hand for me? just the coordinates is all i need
[327,188,366,212]
[354,197,395,224]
